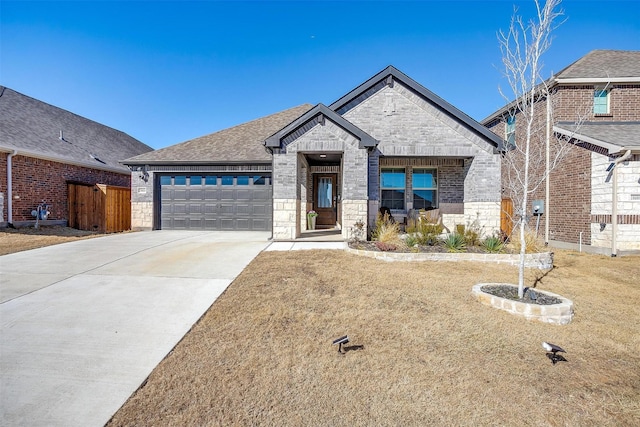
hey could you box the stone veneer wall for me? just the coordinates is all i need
[130,170,154,230]
[590,153,640,251]
[272,120,369,240]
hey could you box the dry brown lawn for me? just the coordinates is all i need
[0,226,104,255]
[107,249,640,426]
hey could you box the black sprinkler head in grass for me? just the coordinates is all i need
[332,335,349,354]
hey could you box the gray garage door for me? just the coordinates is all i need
[160,174,272,230]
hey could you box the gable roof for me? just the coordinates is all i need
[124,104,313,165]
[0,86,152,174]
[482,50,640,124]
[555,50,640,82]
[264,104,378,149]
[553,121,640,154]
[331,66,504,150]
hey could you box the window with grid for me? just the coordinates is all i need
[380,168,406,210]
[506,115,516,147]
[594,89,609,114]
[412,168,437,210]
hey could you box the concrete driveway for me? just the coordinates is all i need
[0,230,270,427]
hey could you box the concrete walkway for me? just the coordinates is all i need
[0,231,271,427]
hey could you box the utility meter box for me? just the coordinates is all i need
[532,200,544,215]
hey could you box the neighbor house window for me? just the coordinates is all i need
[594,89,610,114]
[412,168,437,210]
[380,168,406,210]
[506,115,516,147]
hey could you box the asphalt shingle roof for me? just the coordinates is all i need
[124,104,313,165]
[0,86,152,173]
[554,121,640,153]
[557,50,640,79]
[482,50,640,124]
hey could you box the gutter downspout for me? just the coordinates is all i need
[7,149,17,225]
[611,149,632,257]
[545,95,551,245]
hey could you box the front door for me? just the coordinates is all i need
[314,174,337,228]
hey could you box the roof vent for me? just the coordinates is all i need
[59,130,65,141]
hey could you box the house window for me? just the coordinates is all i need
[380,168,405,210]
[189,176,202,186]
[594,89,610,114]
[412,168,437,210]
[506,115,516,147]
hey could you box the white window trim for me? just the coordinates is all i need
[594,87,610,115]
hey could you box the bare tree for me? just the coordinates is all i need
[498,0,570,298]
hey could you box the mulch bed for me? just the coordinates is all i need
[481,284,562,305]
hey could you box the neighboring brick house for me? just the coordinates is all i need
[0,86,153,227]
[124,66,504,240]
[482,50,640,255]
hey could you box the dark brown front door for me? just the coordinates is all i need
[314,174,337,228]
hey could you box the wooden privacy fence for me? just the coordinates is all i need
[68,183,131,233]
[501,198,514,238]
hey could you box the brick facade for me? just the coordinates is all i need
[1,154,130,223]
[485,82,640,251]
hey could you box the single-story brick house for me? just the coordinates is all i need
[0,86,153,227]
[124,66,504,240]
[482,50,640,255]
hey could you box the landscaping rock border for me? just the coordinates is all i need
[345,247,554,270]
[471,283,574,325]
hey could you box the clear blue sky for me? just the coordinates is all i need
[2,1,639,149]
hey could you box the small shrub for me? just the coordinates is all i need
[462,212,484,247]
[375,241,398,251]
[404,234,418,248]
[372,213,405,249]
[350,219,366,242]
[443,232,466,253]
[406,218,443,246]
[482,235,504,253]
[509,228,544,253]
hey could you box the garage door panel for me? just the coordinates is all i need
[173,190,187,200]
[221,189,235,200]
[251,204,269,215]
[236,189,251,200]
[173,204,187,214]
[188,204,203,214]
[160,174,271,231]
[188,189,204,199]
[252,189,270,201]
[236,203,252,215]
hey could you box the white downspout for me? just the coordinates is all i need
[7,150,17,225]
[545,95,551,245]
[611,149,632,257]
